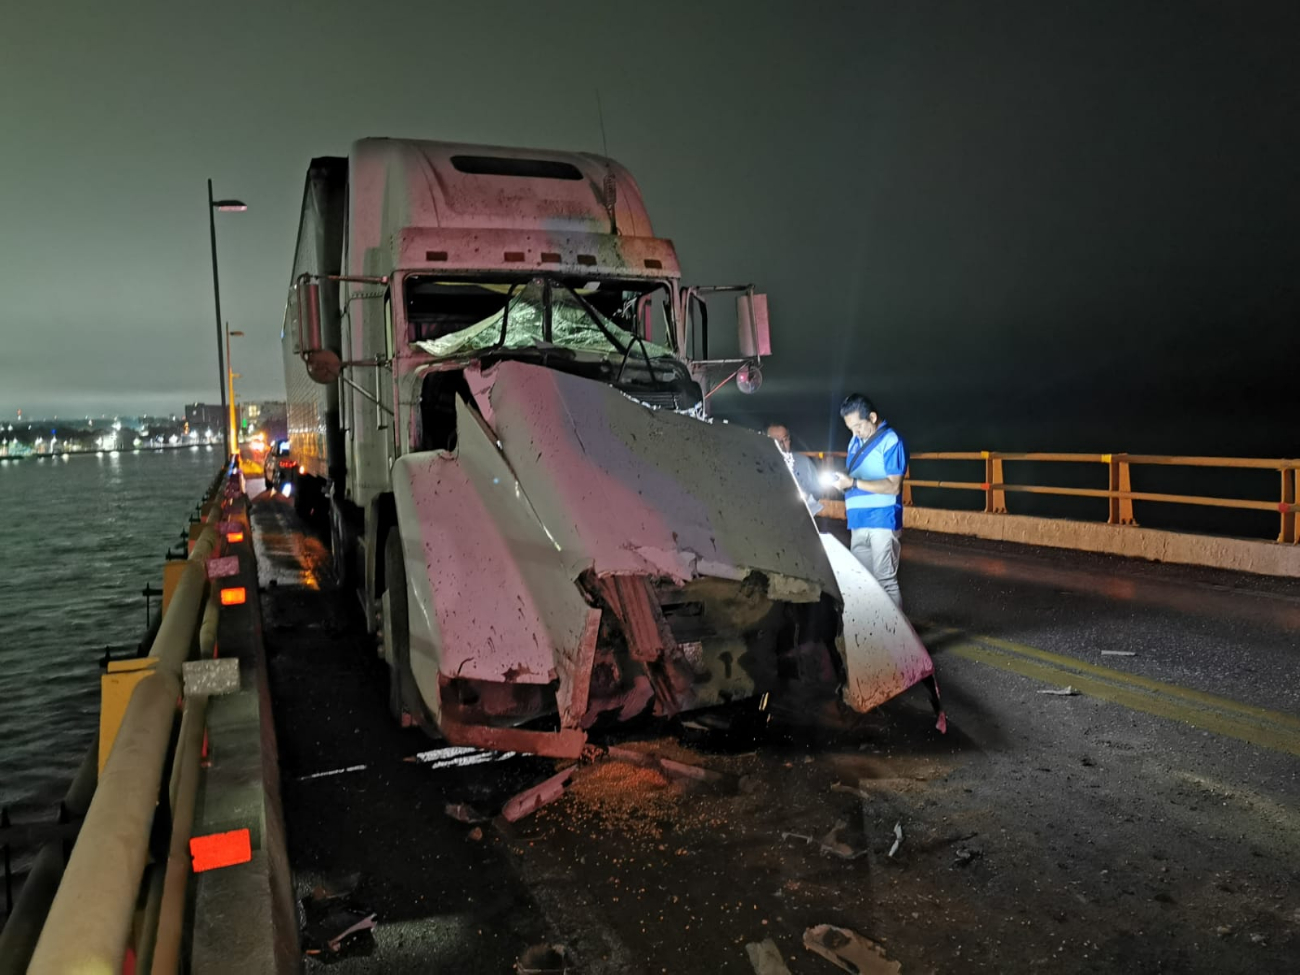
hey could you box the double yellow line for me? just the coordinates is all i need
[923,626,1300,758]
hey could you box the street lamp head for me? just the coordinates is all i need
[229,330,245,337]
[212,200,247,211]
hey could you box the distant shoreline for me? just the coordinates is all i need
[0,443,220,462]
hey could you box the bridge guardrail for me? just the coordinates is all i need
[11,460,237,975]
[802,451,1299,544]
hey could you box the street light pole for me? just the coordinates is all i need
[226,325,244,460]
[207,181,247,458]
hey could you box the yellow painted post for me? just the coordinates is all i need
[1280,467,1296,544]
[982,452,1006,513]
[98,657,158,773]
[161,560,187,615]
[1118,455,1136,525]
[901,466,913,506]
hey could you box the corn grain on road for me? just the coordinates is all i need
[251,492,1299,974]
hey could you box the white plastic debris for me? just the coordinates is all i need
[745,938,793,974]
[1038,686,1079,696]
[1101,651,1137,656]
[888,822,904,858]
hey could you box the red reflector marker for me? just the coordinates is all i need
[189,828,252,872]
[220,587,247,606]
[226,531,245,543]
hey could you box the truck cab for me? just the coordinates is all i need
[282,139,939,755]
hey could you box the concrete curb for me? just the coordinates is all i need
[903,507,1300,578]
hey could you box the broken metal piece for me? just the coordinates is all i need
[803,924,900,974]
[501,767,576,822]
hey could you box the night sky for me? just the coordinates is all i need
[2,1,1296,455]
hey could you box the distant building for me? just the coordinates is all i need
[185,403,224,437]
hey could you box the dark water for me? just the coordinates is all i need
[0,448,219,812]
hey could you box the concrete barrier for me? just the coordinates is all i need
[903,506,1300,578]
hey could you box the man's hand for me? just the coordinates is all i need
[832,472,854,492]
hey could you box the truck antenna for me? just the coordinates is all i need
[595,88,618,235]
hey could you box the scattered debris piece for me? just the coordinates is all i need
[299,878,376,958]
[1248,933,1267,945]
[1038,686,1079,696]
[780,820,867,861]
[444,802,488,824]
[1215,925,1233,938]
[467,826,484,842]
[502,767,576,822]
[831,782,873,802]
[1101,651,1137,657]
[888,822,904,858]
[606,745,731,787]
[953,847,983,868]
[516,943,571,973]
[746,938,793,974]
[803,924,901,975]
[739,774,760,795]
[405,745,517,768]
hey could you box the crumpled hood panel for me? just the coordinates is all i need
[474,360,838,597]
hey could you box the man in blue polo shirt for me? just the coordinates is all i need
[831,393,907,607]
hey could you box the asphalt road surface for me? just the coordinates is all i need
[252,492,1299,974]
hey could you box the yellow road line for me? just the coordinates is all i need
[925,628,1300,759]
[925,625,1300,733]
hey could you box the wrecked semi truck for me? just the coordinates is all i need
[281,138,940,757]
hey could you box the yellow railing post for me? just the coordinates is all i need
[1107,453,1136,525]
[901,466,913,506]
[1280,467,1296,544]
[983,452,1006,513]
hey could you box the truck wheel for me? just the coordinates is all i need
[382,532,413,724]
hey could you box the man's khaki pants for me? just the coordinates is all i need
[849,528,903,608]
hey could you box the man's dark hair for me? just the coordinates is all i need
[839,393,876,419]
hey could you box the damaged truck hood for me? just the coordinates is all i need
[471,360,838,596]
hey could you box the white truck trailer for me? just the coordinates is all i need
[281,138,941,756]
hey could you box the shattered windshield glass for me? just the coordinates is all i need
[405,275,699,409]
[409,277,673,359]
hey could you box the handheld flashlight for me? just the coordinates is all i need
[819,470,838,488]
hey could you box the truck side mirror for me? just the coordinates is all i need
[296,278,324,352]
[306,349,342,384]
[737,293,771,357]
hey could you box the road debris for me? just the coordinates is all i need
[299,878,377,958]
[803,924,901,975]
[831,781,873,801]
[502,766,576,822]
[888,822,904,858]
[781,820,867,861]
[516,943,572,973]
[606,745,732,787]
[1101,651,1137,657]
[746,937,793,974]
[953,846,983,868]
[1038,686,1079,696]
[444,801,488,823]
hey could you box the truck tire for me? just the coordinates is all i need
[382,532,413,724]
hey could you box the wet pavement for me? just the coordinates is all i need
[251,492,1300,973]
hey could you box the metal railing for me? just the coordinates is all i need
[802,451,1300,544]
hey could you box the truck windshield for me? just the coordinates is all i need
[406,276,700,409]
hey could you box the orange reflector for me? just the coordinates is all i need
[226,531,245,543]
[189,828,251,873]
[220,587,247,606]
